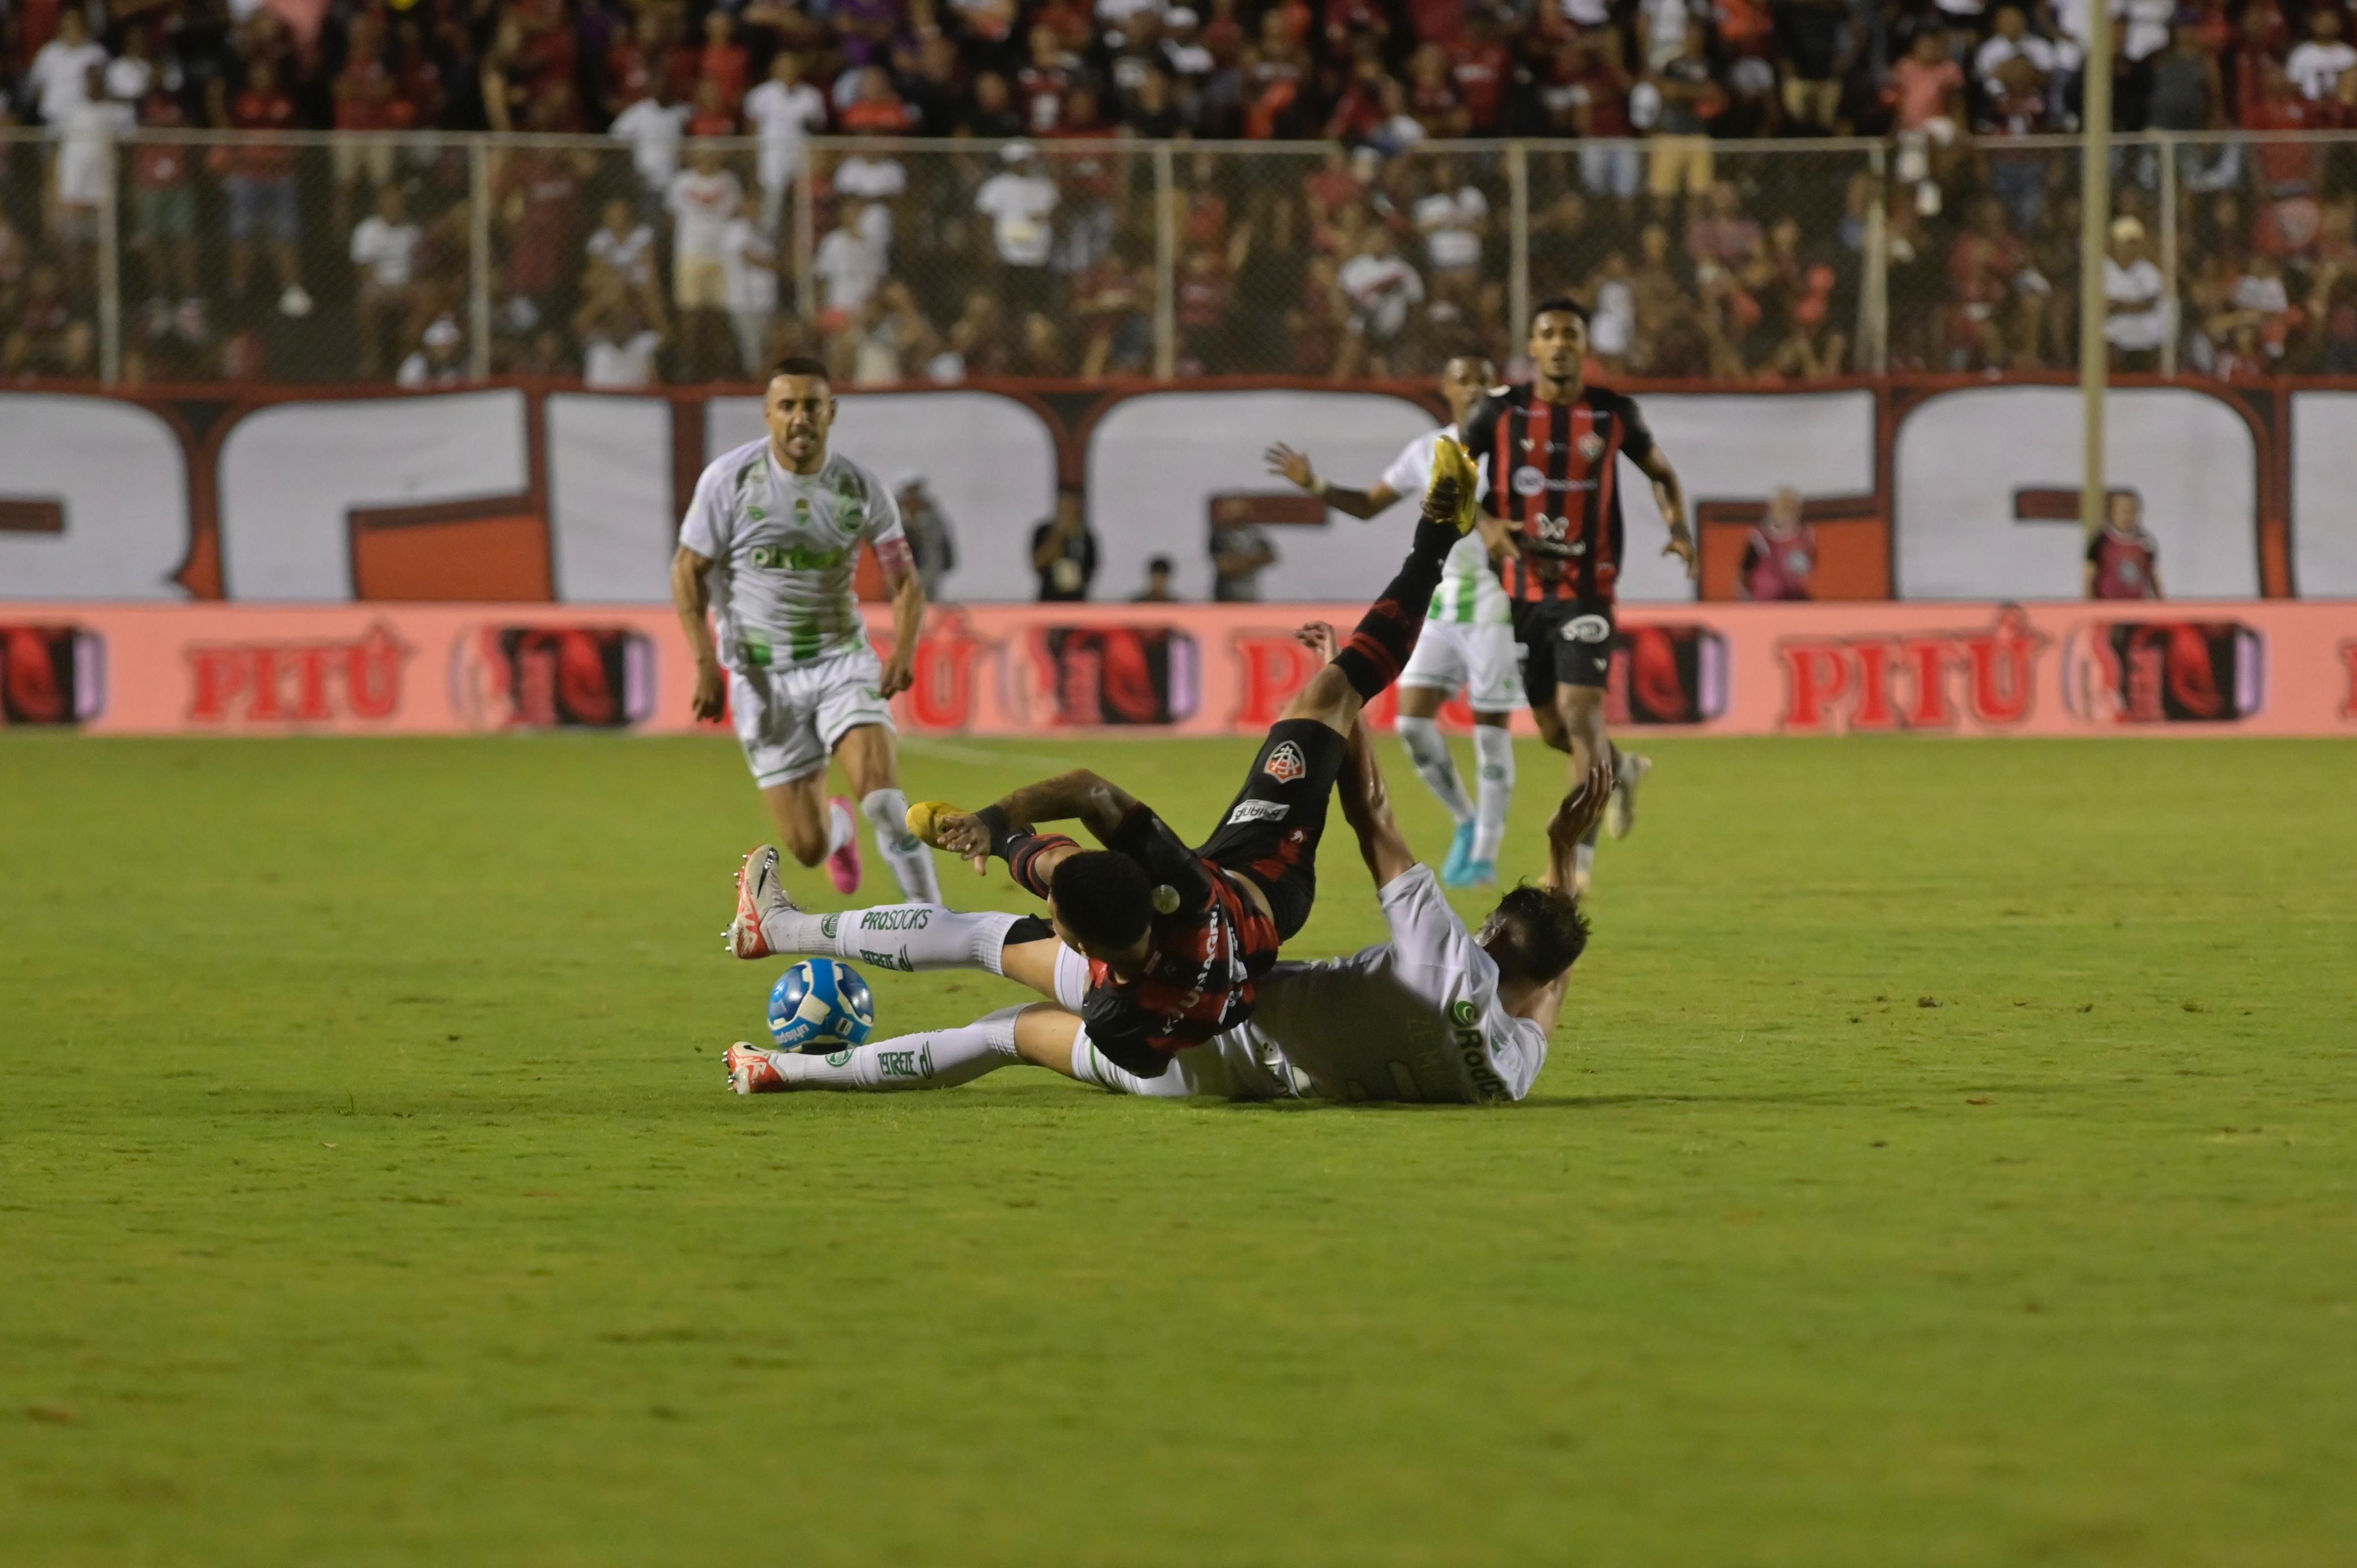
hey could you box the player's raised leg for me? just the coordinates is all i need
[728,844,1066,991]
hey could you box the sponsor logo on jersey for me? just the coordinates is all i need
[1562,614,1613,644]
[1511,465,1546,497]
[1225,799,1289,826]
[1448,1000,1509,1101]
[748,544,845,572]
[1262,740,1307,783]
[860,907,931,932]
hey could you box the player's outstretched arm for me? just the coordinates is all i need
[1542,763,1615,894]
[1639,446,1697,581]
[670,544,725,721]
[922,770,1141,880]
[1264,442,1399,521]
[874,535,924,698]
[1299,621,1418,890]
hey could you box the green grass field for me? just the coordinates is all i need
[4,731,2355,1566]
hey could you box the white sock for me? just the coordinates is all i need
[760,902,1022,975]
[1471,725,1514,863]
[769,1006,1023,1091]
[826,799,856,855]
[861,789,942,905]
[1396,715,1474,824]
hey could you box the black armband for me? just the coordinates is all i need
[976,804,1022,860]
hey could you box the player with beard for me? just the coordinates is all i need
[1460,299,1696,894]
[671,357,941,904]
[1263,355,1524,889]
[725,453,1485,1083]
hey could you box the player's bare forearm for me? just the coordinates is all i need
[1542,762,1615,892]
[670,545,725,721]
[1320,484,1393,520]
[992,770,1138,843]
[1642,450,1696,580]
[1339,711,1418,889]
[878,542,924,698]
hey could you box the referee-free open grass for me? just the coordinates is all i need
[3,731,2353,1566]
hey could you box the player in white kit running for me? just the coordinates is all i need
[722,624,1610,1106]
[670,357,941,904]
[1264,356,1521,888]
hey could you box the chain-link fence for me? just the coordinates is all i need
[3,126,2352,387]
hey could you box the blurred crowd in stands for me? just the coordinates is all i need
[5,0,2357,383]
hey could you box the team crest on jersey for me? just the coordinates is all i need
[1262,740,1307,783]
[793,497,812,523]
[1577,431,1607,462]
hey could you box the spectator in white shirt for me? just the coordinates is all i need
[1334,225,1425,378]
[351,184,424,379]
[51,65,131,287]
[397,316,467,388]
[1975,7,2058,99]
[29,9,109,125]
[2286,8,2357,103]
[720,215,780,376]
[2103,216,2167,370]
[576,271,668,387]
[585,197,658,295]
[833,152,908,246]
[814,202,889,326]
[975,140,1060,314]
[610,88,689,203]
[665,143,742,377]
[744,52,826,234]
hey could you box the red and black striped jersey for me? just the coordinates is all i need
[1081,803,1282,1075]
[1461,383,1656,604]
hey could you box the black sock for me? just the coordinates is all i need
[1332,522,1454,701]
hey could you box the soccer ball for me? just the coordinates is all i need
[767,959,877,1054]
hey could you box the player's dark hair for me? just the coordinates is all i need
[1529,296,1593,327]
[1487,882,1591,985]
[1049,851,1154,950]
[1147,555,1173,574]
[769,356,831,383]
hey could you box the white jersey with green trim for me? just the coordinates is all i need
[1378,424,1508,627]
[680,439,905,671]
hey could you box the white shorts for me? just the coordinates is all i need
[1046,944,1303,1102]
[729,646,894,787]
[1399,619,1522,713]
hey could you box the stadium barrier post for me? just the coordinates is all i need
[467,137,492,381]
[2158,132,2179,380]
[1152,142,1176,380]
[793,151,815,320]
[1508,140,1530,348]
[2078,0,2115,535]
[1864,140,1888,374]
[99,134,122,385]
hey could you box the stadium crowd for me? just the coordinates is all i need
[5,0,2357,382]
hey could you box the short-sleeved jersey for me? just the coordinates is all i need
[1250,864,1547,1103]
[1460,384,1656,606]
[1081,802,1283,1075]
[1380,424,1509,627]
[680,438,905,671]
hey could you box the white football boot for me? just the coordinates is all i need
[726,845,801,960]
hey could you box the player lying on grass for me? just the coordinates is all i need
[730,449,1481,1082]
[720,634,1607,1103]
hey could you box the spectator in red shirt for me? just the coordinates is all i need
[1405,44,1469,137]
[699,10,750,116]
[331,12,402,227]
[687,78,737,137]
[1447,10,1511,132]
[2244,59,2324,195]
[839,66,918,132]
[218,59,309,317]
[1018,23,1078,133]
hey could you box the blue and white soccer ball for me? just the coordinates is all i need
[768,958,877,1054]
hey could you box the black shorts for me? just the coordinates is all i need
[1195,718,1347,941]
[1512,597,1618,709]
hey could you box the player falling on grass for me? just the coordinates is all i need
[719,623,1610,1103]
[670,357,941,905]
[1465,298,1696,894]
[727,450,1484,1083]
[1263,355,1521,890]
